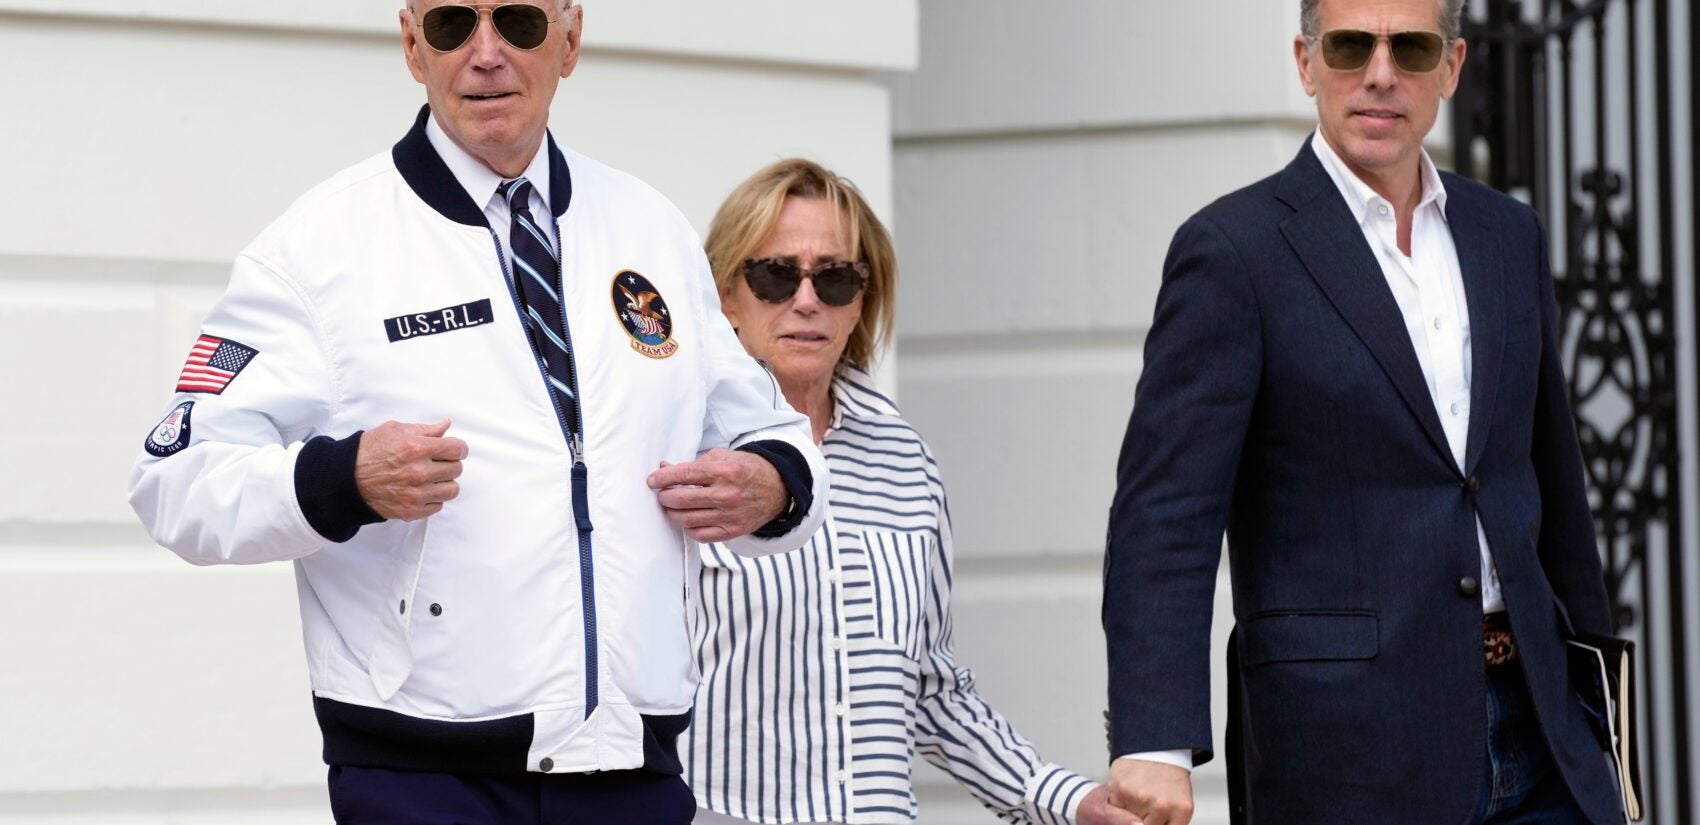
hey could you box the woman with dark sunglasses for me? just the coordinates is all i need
[681,159,1132,825]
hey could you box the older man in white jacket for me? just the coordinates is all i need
[127,1,826,822]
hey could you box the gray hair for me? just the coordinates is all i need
[407,1,576,13]
[1301,0,1465,41]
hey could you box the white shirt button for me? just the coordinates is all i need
[1450,402,1462,416]
[1433,317,1443,330]
[829,636,844,650]
[835,770,850,783]
[834,703,848,717]
[1378,204,1390,216]
[827,569,841,582]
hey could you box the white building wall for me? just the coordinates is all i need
[886,3,1319,822]
[0,2,914,822]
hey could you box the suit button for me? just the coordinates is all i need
[1463,476,1481,492]
[539,757,554,772]
[1458,577,1481,597]
[430,603,443,617]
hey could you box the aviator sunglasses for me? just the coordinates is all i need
[1315,29,1449,73]
[741,258,870,307]
[416,3,565,52]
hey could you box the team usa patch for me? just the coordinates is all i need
[175,334,258,395]
[610,270,679,359]
[145,401,194,458]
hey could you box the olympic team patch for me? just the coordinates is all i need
[145,401,194,458]
[610,270,680,359]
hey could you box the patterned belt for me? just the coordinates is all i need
[1483,611,1517,666]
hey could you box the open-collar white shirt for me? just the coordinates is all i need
[1311,128,1504,616]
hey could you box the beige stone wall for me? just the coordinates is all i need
[0,2,913,821]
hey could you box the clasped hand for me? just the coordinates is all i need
[355,419,468,521]
[647,448,787,543]
[1103,759,1194,825]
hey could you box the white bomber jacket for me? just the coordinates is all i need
[128,107,828,776]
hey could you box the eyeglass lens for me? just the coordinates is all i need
[422,4,552,52]
[744,260,866,307]
[1320,29,1445,73]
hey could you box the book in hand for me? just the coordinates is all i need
[1566,632,1642,822]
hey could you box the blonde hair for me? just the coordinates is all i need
[705,158,896,371]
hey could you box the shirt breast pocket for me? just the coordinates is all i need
[858,530,935,659]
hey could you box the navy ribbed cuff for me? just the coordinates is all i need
[295,432,385,543]
[736,440,814,539]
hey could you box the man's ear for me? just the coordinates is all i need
[559,4,584,79]
[401,5,427,84]
[1294,34,1318,97]
[1439,37,1468,101]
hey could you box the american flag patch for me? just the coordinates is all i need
[629,312,666,337]
[175,334,259,395]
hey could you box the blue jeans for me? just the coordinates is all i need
[1473,662,1592,824]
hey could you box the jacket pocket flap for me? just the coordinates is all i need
[1243,611,1378,665]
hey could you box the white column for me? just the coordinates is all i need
[887,3,1314,821]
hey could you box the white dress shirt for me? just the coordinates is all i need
[425,114,553,278]
[1119,131,1507,774]
[1310,130,1504,615]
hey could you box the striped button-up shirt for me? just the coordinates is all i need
[684,368,1095,825]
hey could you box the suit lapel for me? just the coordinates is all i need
[1449,185,1505,475]
[1276,142,1457,472]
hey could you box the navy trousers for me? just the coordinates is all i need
[327,766,696,825]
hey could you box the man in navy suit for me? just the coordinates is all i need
[1100,0,1623,823]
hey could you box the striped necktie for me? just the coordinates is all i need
[498,177,579,431]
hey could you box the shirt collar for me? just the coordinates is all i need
[828,364,901,432]
[425,113,552,215]
[829,372,852,432]
[1310,128,1448,226]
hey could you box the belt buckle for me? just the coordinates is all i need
[1482,612,1516,666]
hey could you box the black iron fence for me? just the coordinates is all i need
[1451,0,1694,821]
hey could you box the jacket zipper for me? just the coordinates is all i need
[487,228,600,719]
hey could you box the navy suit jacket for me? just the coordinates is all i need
[1103,139,1620,824]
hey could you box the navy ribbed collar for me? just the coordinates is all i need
[391,105,573,227]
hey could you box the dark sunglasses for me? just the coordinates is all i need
[741,258,869,307]
[416,3,563,52]
[1317,29,1448,73]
